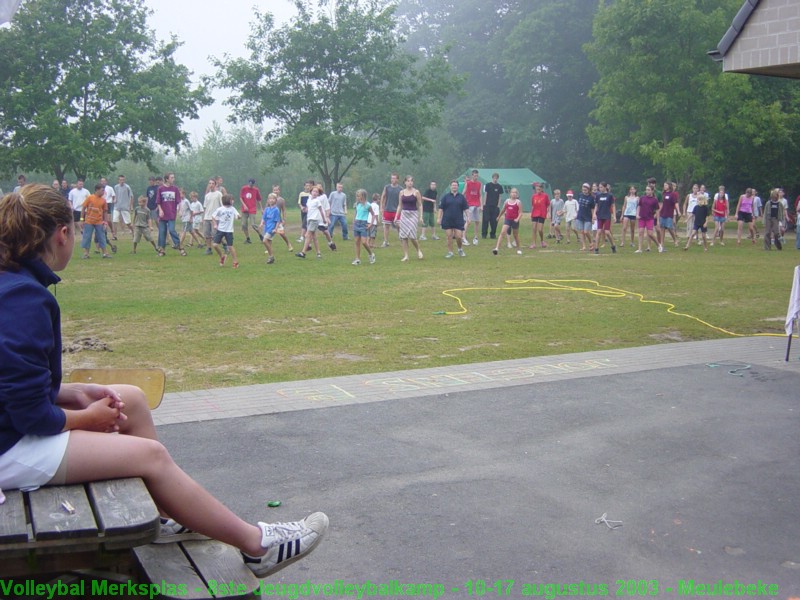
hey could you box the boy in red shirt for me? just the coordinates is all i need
[463,170,482,245]
[529,182,550,249]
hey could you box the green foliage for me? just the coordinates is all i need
[585,0,800,192]
[0,0,210,181]
[215,0,457,191]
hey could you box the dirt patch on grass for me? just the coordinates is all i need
[333,353,367,362]
[649,331,686,342]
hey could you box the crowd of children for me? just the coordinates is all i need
[25,172,796,269]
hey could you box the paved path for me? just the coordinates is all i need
[155,336,800,426]
[157,335,800,594]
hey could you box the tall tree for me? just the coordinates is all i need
[0,0,210,181]
[499,0,620,185]
[396,0,516,168]
[215,0,457,191]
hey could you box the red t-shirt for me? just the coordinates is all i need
[530,192,550,219]
[239,185,262,214]
[464,180,482,207]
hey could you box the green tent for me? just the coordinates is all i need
[457,168,552,211]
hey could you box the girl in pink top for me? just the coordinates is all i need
[736,188,756,245]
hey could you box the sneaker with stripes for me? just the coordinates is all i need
[242,512,329,578]
[155,517,209,543]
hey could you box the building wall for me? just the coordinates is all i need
[723,0,800,73]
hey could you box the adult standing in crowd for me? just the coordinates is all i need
[380,172,401,247]
[68,179,90,235]
[239,179,262,245]
[59,180,70,205]
[420,181,439,241]
[482,173,503,240]
[156,172,186,257]
[463,169,482,246]
[394,176,424,262]
[113,175,135,237]
[438,180,468,258]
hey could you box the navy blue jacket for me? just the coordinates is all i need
[0,258,66,455]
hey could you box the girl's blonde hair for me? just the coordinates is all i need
[0,185,73,271]
[356,189,367,202]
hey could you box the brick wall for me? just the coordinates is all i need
[724,0,800,72]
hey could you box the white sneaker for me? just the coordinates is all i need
[658,245,664,253]
[243,513,328,578]
[507,241,512,249]
[445,251,454,258]
[154,518,208,544]
[432,235,440,240]
[296,236,304,243]
[352,259,361,265]
[461,238,470,246]
[369,253,376,264]
[473,237,478,245]
[516,250,522,255]
[457,248,466,257]
[417,250,423,260]
[419,235,427,241]
[381,241,389,248]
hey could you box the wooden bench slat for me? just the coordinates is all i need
[0,489,28,543]
[134,543,213,599]
[88,478,159,538]
[182,541,259,598]
[28,485,98,541]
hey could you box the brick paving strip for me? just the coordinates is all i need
[154,337,800,426]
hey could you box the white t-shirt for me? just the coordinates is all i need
[368,202,380,226]
[307,196,325,222]
[190,200,204,226]
[104,185,115,204]
[204,191,223,220]
[212,205,239,233]
[68,188,91,211]
[564,198,578,221]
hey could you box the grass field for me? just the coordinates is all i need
[59,220,798,392]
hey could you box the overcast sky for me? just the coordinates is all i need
[144,0,297,142]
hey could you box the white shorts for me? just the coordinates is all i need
[0,432,70,491]
[466,206,481,222]
[113,209,131,225]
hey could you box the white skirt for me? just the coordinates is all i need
[0,431,70,492]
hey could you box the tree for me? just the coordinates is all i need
[214,0,457,191]
[0,0,210,182]
[499,0,622,185]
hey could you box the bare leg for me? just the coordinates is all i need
[63,432,264,556]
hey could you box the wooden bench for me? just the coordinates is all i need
[133,541,260,599]
[0,478,159,577]
[0,368,257,599]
